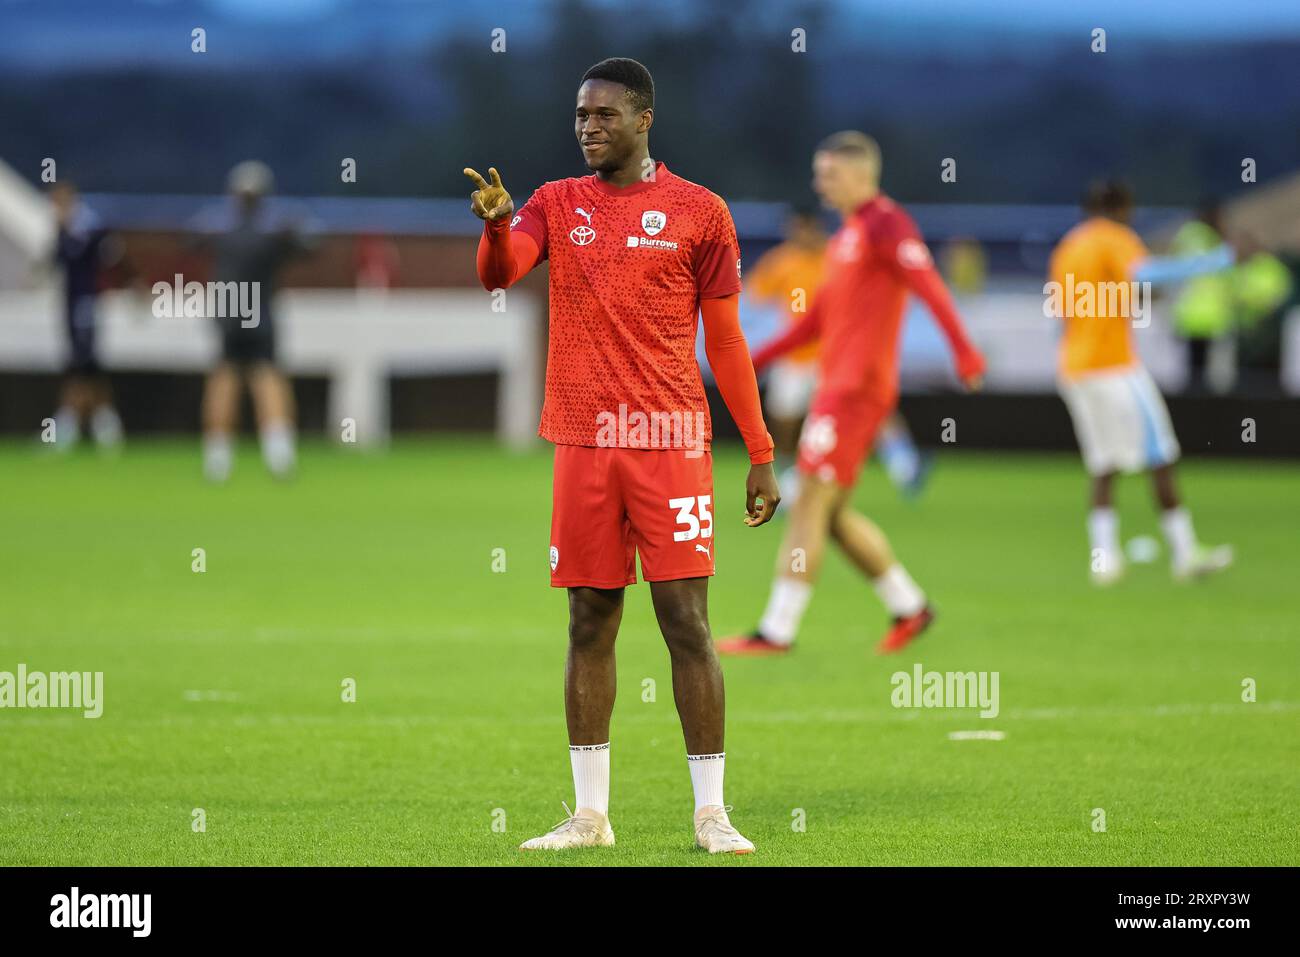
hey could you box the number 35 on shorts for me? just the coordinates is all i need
[669,495,713,542]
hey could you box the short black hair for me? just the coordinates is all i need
[1083,178,1134,215]
[581,57,654,114]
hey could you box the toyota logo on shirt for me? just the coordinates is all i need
[570,224,596,246]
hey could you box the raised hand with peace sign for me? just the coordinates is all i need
[463,166,514,222]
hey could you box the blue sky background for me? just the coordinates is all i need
[4,0,1300,70]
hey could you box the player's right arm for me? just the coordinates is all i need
[748,294,824,372]
[465,166,544,290]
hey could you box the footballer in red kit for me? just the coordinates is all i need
[464,57,777,854]
[719,130,985,658]
[508,156,751,588]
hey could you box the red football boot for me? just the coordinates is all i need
[875,605,935,655]
[716,632,792,656]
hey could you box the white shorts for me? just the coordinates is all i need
[1059,365,1181,476]
[766,360,819,419]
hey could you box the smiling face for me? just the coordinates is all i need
[575,79,652,175]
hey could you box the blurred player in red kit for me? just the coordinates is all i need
[719,131,985,657]
[464,58,779,854]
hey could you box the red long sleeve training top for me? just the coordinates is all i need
[750,194,984,406]
[475,165,773,465]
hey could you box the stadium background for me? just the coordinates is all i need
[3,0,1300,450]
[1,0,1298,867]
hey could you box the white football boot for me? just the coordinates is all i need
[519,803,614,851]
[1173,544,1234,582]
[694,805,755,855]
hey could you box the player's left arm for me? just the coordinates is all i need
[885,220,985,389]
[701,294,780,526]
[695,196,779,527]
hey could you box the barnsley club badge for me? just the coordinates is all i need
[641,210,666,236]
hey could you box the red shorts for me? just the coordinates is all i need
[550,446,715,588]
[796,391,892,488]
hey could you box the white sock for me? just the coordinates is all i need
[90,406,123,447]
[569,743,610,815]
[260,421,296,477]
[873,563,926,617]
[758,577,812,645]
[687,752,725,811]
[1088,507,1120,572]
[203,433,233,482]
[1160,507,1197,568]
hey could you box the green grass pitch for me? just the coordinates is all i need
[1,437,1297,866]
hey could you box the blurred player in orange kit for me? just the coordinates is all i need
[464,58,779,855]
[719,131,985,657]
[1048,179,1234,585]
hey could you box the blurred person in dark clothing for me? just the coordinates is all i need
[193,161,315,481]
[49,181,127,451]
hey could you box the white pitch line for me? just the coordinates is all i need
[181,690,242,702]
[3,700,1296,730]
[727,699,1300,726]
